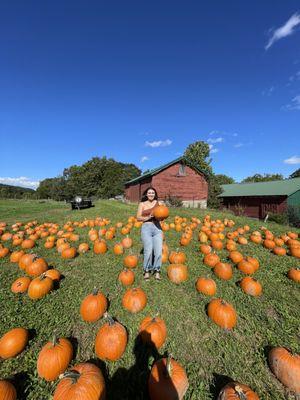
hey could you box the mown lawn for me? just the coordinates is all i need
[0,199,299,399]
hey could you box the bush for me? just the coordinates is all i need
[165,196,183,208]
[267,212,288,225]
[287,205,300,228]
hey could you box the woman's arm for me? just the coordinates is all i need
[136,202,152,222]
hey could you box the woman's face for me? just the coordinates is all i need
[147,189,156,201]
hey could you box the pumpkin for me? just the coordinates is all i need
[287,268,300,283]
[95,315,127,361]
[122,287,147,313]
[153,205,169,221]
[10,250,25,263]
[26,256,48,277]
[268,347,300,394]
[21,239,35,249]
[61,247,77,259]
[229,251,243,264]
[199,244,212,255]
[273,246,286,256]
[80,289,108,322]
[53,363,106,400]
[214,262,233,281]
[246,257,260,272]
[28,274,53,300]
[118,269,135,286]
[0,247,10,258]
[263,239,276,249]
[240,277,262,296]
[203,253,220,268]
[0,380,17,400]
[169,250,186,264]
[211,240,223,250]
[237,260,256,275]
[113,243,124,255]
[139,316,167,349]
[93,241,107,254]
[121,236,133,249]
[11,277,31,294]
[0,327,28,359]
[167,264,188,284]
[123,254,138,268]
[207,298,237,330]
[238,237,248,245]
[148,356,189,400]
[37,336,73,381]
[196,277,216,296]
[217,381,259,399]
[78,243,89,254]
[45,269,61,281]
[290,245,300,258]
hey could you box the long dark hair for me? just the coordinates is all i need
[141,187,158,202]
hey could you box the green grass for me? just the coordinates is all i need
[0,199,299,399]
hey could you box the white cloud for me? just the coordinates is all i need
[208,144,219,154]
[145,139,172,148]
[234,143,244,148]
[262,86,275,96]
[0,176,40,189]
[141,156,149,162]
[265,12,300,50]
[284,95,300,110]
[284,155,300,164]
[207,137,224,144]
[209,130,238,137]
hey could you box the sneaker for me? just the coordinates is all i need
[154,272,161,280]
[144,272,150,280]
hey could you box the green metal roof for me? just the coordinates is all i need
[125,156,208,185]
[219,177,300,197]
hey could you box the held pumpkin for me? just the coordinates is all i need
[217,382,259,399]
[148,356,189,400]
[80,289,108,322]
[95,315,127,361]
[0,327,29,359]
[0,380,17,400]
[37,336,73,381]
[53,363,106,400]
[268,347,300,394]
[153,205,169,221]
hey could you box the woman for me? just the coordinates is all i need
[136,187,163,280]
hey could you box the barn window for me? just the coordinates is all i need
[178,164,186,176]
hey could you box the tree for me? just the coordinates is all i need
[214,174,235,185]
[290,168,300,178]
[184,141,212,175]
[242,173,283,183]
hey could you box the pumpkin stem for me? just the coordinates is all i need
[59,370,80,383]
[104,312,115,326]
[92,287,99,296]
[39,273,47,280]
[165,354,173,378]
[234,385,247,400]
[52,335,58,347]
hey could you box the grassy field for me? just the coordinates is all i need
[0,199,299,399]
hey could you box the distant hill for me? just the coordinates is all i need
[0,183,36,199]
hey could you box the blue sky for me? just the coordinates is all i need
[0,0,300,188]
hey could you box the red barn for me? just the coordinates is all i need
[124,157,208,207]
[219,178,300,219]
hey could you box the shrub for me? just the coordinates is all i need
[267,212,288,225]
[287,205,300,228]
[165,196,183,208]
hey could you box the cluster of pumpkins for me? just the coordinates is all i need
[0,208,300,399]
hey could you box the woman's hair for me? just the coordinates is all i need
[141,187,158,202]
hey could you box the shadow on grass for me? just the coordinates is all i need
[209,373,233,399]
[89,333,179,400]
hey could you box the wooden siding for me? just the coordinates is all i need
[221,196,287,219]
[125,162,208,203]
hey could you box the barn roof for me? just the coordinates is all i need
[125,156,208,185]
[219,177,300,197]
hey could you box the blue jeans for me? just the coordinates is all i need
[141,222,163,272]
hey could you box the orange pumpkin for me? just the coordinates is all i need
[95,315,127,361]
[203,253,220,268]
[93,241,107,254]
[118,269,135,286]
[139,316,167,349]
[122,287,147,313]
[0,380,17,400]
[196,277,216,296]
[11,277,31,294]
[28,274,53,300]
[217,382,259,399]
[80,289,108,322]
[153,205,169,221]
[207,298,237,330]
[287,268,300,283]
[167,264,188,284]
[214,262,233,281]
[0,327,29,359]
[123,254,138,268]
[240,277,262,296]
